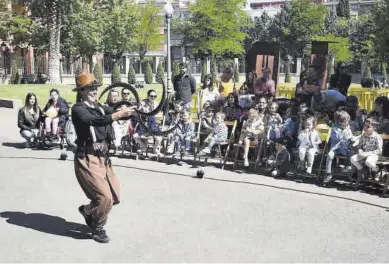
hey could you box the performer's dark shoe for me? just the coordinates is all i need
[92,229,110,243]
[78,205,92,228]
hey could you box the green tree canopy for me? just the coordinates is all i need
[175,0,250,58]
[372,0,389,62]
[134,0,164,71]
[244,11,272,52]
[69,0,105,71]
[102,0,138,64]
[349,15,377,64]
[336,0,350,18]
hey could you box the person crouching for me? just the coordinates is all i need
[266,138,291,178]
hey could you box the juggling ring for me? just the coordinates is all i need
[98,82,180,136]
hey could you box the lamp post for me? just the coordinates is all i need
[1,42,8,75]
[164,0,174,96]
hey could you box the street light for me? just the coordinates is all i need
[1,42,8,75]
[164,0,174,95]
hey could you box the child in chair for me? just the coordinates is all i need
[199,112,228,155]
[238,109,265,167]
[267,138,291,178]
[323,110,355,185]
[282,108,300,150]
[350,120,383,180]
[167,111,196,154]
[266,101,283,141]
[346,96,366,132]
[297,116,322,176]
[200,105,215,133]
[133,115,162,157]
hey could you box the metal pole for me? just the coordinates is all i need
[166,15,172,95]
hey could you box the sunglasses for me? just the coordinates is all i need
[123,93,130,96]
[150,95,157,98]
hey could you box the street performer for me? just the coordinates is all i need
[71,73,136,243]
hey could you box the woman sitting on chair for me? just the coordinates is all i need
[42,88,69,139]
[18,93,41,148]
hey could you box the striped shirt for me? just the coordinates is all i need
[213,123,228,141]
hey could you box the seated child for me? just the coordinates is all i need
[285,97,300,120]
[346,96,366,132]
[223,93,240,121]
[266,101,283,141]
[266,138,291,178]
[133,115,163,156]
[314,106,330,126]
[197,100,211,120]
[282,108,300,150]
[199,112,228,155]
[350,120,383,180]
[165,100,185,127]
[201,105,215,133]
[297,116,322,175]
[238,109,265,167]
[323,110,355,184]
[313,106,331,142]
[298,102,314,131]
[167,111,196,154]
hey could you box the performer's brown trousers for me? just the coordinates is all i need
[74,154,120,229]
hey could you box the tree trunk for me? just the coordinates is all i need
[47,1,61,84]
[89,55,94,73]
[284,60,291,83]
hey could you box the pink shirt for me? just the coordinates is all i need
[254,78,275,97]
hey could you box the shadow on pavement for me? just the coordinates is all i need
[2,142,26,149]
[0,211,91,240]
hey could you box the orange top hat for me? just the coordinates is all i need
[72,72,102,91]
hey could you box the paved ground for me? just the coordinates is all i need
[1,107,389,262]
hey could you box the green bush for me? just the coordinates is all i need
[10,60,20,84]
[93,62,103,86]
[128,64,136,84]
[156,62,165,84]
[144,63,153,84]
[111,65,121,84]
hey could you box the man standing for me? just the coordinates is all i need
[72,73,136,243]
[173,62,196,110]
[329,62,352,96]
[295,65,323,105]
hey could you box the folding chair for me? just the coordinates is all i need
[316,127,332,181]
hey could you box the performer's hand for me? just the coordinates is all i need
[120,107,137,117]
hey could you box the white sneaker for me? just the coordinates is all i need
[244,159,249,167]
[200,148,211,154]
